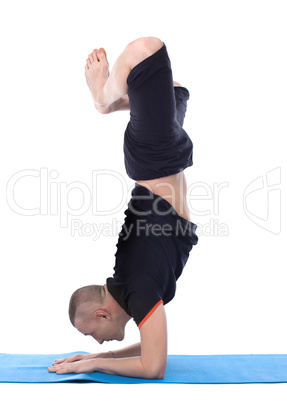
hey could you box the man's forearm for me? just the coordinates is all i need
[49,343,163,379]
[110,342,141,358]
[92,355,164,379]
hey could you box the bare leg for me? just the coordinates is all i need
[85,40,191,220]
[173,81,182,87]
[85,37,164,114]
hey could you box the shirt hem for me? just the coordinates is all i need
[138,300,164,329]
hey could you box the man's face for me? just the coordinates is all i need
[74,304,124,344]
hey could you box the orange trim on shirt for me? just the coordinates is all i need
[138,300,163,329]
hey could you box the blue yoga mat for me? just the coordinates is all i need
[1,352,287,384]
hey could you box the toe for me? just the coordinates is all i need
[97,48,106,61]
[99,48,107,57]
[93,49,99,62]
[94,49,100,62]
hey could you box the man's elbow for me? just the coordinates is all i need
[154,368,166,380]
[142,362,166,380]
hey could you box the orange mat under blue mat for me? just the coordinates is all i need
[1,352,287,384]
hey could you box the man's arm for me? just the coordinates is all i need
[52,342,141,365]
[48,303,167,379]
[109,342,141,358]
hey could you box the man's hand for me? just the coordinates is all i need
[48,358,97,374]
[51,353,99,366]
[48,352,112,375]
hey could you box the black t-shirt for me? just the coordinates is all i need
[106,183,198,328]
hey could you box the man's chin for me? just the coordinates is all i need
[117,333,125,341]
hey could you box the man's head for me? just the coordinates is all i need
[69,284,131,344]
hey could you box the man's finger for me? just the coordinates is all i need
[54,363,77,375]
[48,364,69,374]
[54,355,79,365]
[48,366,58,372]
[54,358,66,364]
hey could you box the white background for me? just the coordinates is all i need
[0,0,286,400]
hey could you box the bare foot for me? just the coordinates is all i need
[85,48,110,112]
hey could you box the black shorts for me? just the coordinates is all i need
[124,43,194,181]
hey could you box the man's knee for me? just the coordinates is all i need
[125,37,164,69]
[129,37,163,53]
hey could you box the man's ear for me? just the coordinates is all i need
[93,309,111,320]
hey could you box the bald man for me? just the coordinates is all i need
[49,37,198,379]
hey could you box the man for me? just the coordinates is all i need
[48,37,198,379]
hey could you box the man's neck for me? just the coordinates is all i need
[103,284,132,325]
